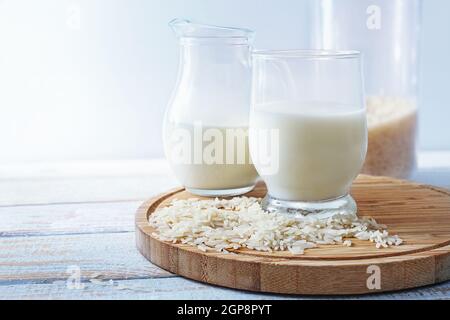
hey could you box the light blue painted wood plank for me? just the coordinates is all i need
[0,175,178,206]
[1,276,449,300]
[0,232,172,281]
[0,201,141,236]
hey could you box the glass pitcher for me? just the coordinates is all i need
[311,0,422,179]
[163,19,258,197]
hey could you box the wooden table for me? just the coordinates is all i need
[1,152,449,300]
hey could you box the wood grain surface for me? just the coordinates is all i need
[136,175,450,295]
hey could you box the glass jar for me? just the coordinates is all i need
[311,0,422,178]
[163,19,258,196]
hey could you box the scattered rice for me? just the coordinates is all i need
[149,197,403,255]
[343,240,352,247]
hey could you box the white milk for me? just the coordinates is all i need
[249,102,367,201]
[164,122,258,191]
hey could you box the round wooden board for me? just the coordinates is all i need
[136,175,450,295]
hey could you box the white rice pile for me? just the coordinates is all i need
[149,197,403,255]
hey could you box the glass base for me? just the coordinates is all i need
[261,194,357,220]
[186,184,256,197]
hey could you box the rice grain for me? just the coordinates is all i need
[149,197,403,255]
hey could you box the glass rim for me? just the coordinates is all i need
[252,50,361,60]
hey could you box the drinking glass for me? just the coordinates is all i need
[249,50,367,219]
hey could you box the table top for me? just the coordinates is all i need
[1,152,449,300]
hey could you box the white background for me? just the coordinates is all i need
[0,0,449,164]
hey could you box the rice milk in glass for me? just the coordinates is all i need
[249,50,367,219]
